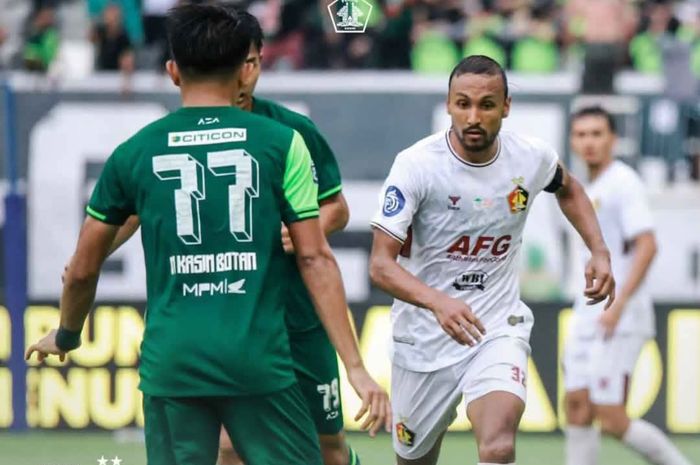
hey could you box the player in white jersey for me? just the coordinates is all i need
[563,106,692,465]
[369,55,615,465]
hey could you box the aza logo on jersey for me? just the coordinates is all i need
[383,186,406,217]
[453,270,489,291]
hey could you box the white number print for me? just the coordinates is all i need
[208,149,259,242]
[152,154,206,244]
[153,150,259,244]
[317,378,340,413]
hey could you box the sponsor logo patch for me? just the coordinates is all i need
[168,128,247,147]
[452,270,488,291]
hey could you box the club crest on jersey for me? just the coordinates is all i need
[383,186,405,217]
[507,185,529,213]
[396,421,415,446]
[448,195,461,210]
[453,270,488,291]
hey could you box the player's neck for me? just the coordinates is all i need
[179,82,240,108]
[587,157,613,181]
[449,129,499,165]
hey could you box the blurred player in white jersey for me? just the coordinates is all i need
[369,55,615,465]
[563,106,692,465]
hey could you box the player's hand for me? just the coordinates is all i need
[25,329,66,363]
[584,250,615,309]
[347,365,391,437]
[280,224,294,254]
[429,294,485,346]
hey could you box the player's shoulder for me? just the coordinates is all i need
[253,97,317,134]
[395,130,448,165]
[500,130,555,157]
[603,160,646,195]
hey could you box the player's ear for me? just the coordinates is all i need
[166,60,181,87]
[502,96,512,118]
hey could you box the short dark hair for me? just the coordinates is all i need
[236,9,263,53]
[166,3,251,79]
[448,55,508,98]
[571,105,617,133]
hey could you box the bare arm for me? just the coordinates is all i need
[281,192,349,253]
[598,231,656,336]
[108,214,140,256]
[27,217,118,361]
[617,232,657,304]
[369,228,485,346]
[288,218,390,435]
[554,165,615,306]
[319,192,349,235]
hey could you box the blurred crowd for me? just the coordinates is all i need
[0,0,699,92]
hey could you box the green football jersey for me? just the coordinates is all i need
[252,98,343,333]
[87,106,319,397]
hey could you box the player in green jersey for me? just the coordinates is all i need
[26,4,389,465]
[94,10,373,465]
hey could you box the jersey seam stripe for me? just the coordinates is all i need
[318,184,343,200]
[295,210,320,220]
[370,222,406,244]
[85,205,107,221]
[294,206,320,215]
[444,129,501,168]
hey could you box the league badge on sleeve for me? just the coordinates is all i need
[383,185,406,217]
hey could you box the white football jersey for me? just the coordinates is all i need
[371,129,559,372]
[571,160,655,337]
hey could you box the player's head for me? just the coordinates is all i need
[165,3,252,87]
[235,9,264,110]
[447,55,511,153]
[570,105,616,168]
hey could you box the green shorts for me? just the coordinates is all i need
[143,383,322,465]
[289,324,344,435]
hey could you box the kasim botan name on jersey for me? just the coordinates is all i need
[169,252,257,275]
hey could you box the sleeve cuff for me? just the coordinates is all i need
[370,222,406,244]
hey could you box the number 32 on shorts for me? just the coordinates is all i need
[511,365,527,387]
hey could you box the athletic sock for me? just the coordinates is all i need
[349,446,360,465]
[622,419,693,465]
[565,425,601,465]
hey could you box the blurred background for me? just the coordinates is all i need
[0,0,699,464]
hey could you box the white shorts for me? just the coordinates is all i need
[391,337,529,460]
[563,332,646,405]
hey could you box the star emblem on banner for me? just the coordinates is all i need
[97,457,108,465]
[112,457,123,465]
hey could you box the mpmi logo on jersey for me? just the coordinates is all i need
[168,128,247,147]
[182,278,246,297]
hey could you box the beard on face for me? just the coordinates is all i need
[455,126,498,153]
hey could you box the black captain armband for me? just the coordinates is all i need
[544,164,564,193]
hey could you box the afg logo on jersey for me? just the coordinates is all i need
[396,421,415,446]
[507,185,529,213]
[447,235,512,262]
[383,186,405,217]
[453,270,489,291]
